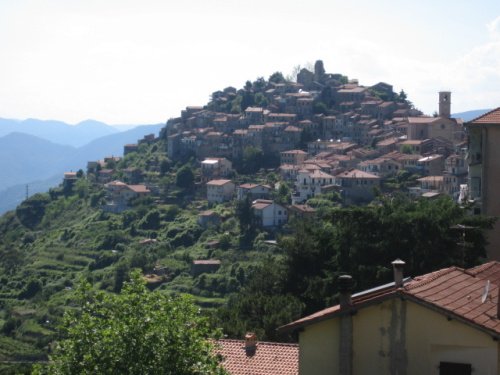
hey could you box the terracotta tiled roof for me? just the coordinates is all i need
[239,183,259,189]
[280,261,500,337]
[407,116,438,124]
[216,339,298,375]
[336,169,380,179]
[468,107,500,125]
[127,184,150,193]
[309,170,334,179]
[252,202,272,210]
[251,199,276,210]
[207,179,233,186]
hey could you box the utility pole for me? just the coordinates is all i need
[26,184,29,200]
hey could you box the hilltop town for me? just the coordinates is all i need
[102,60,466,212]
[1,60,499,374]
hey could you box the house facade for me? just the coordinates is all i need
[294,169,335,203]
[201,157,233,183]
[206,179,235,203]
[467,108,500,259]
[251,199,288,227]
[280,261,500,375]
[334,169,380,203]
[104,180,150,212]
[236,183,271,201]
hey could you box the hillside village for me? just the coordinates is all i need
[2,60,500,374]
[88,61,468,223]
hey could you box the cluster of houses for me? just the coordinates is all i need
[59,61,476,229]
[162,61,467,206]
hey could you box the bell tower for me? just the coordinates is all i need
[439,91,451,118]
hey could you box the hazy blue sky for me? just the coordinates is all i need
[1,0,499,124]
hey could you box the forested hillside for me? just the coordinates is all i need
[0,72,494,374]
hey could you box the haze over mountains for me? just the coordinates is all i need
[0,119,164,213]
[451,109,491,122]
[0,118,120,147]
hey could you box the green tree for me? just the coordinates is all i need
[236,195,254,234]
[281,196,494,314]
[397,89,408,103]
[268,71,286,84]
[139,209,161,230]
[313,101,328,115]
[254,92,268,107]
[401,144,413,154]
[175,165,194,189]
[216,259,303,342]
[230,95,243,113]
[33,270,226,375]
[16,193,50,229]
[252,77,266,92]
[238,146,263,174]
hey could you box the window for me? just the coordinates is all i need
[439,362,471,375]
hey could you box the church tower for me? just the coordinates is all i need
[439,91,451,118]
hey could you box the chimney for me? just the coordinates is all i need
[338,275,354,309]
[392,259,406,288]
[244,332,257,356]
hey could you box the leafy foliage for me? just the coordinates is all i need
[175,165,194,189]
[216,260,303,342]
[33,270,226,375]
[281,196,494,314]
[16,194,50,229]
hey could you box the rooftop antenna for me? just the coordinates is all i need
[481,280,490,303]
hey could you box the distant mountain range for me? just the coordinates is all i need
[0,118,119,147]
[452,109,491,122]
[0,122,164,213]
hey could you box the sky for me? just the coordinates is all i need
[0,0,499,125]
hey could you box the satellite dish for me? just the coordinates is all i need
[481,280,490,303]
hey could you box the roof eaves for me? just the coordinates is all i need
[467,107,500,125]
[278,289,399,333]
[400,292,500,340]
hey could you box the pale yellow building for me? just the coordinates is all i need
[280,261,500,375]
[467,108,500,259]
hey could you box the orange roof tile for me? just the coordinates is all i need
[127,184,150,193]
[407,116,438,124]
[280,261,500,337]
[216,339,298,375]
[468,108,500,125]
[336,169,380,179]
[207,179,233,186]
